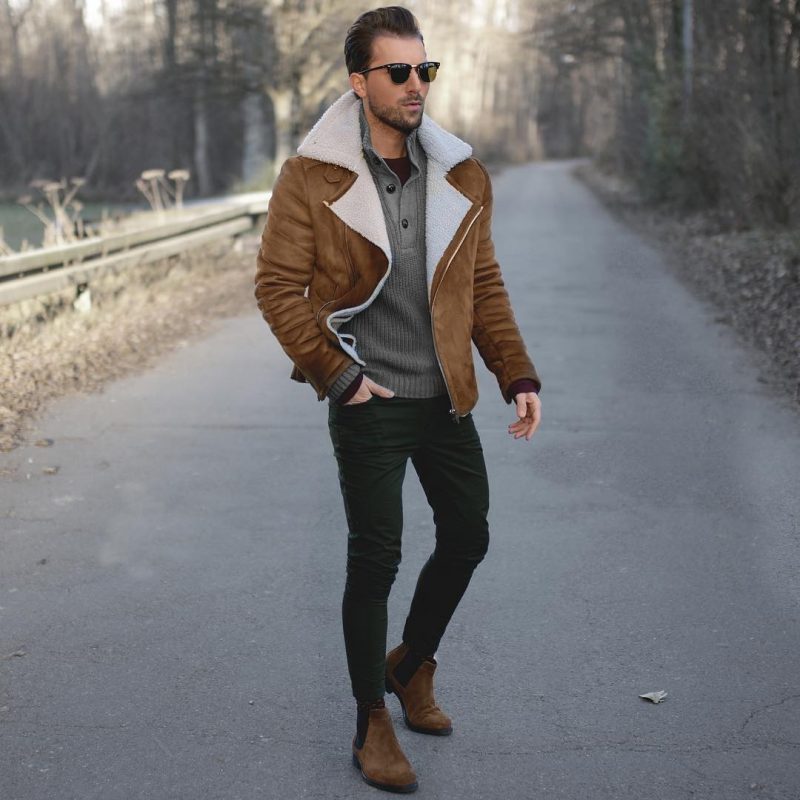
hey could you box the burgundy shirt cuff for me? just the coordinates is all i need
[337,372,364,405]
[508,379,540,399]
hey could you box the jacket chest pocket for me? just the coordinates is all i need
[310,281,340,324]
[312,211,353,291]
[343,228,360,290]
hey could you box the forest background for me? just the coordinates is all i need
[2,0,799,232]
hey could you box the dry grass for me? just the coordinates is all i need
[0,234,260,452]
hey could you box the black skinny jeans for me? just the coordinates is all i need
[328,393,490,702]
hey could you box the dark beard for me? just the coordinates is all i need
[367,97,424,135]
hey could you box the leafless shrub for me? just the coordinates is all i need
[15,177,89,249]
[135,168,192,212]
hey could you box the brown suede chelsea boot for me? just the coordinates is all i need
[352,705,418,793]
[385,642,453,736]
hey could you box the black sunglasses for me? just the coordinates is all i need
[358,61,440,85]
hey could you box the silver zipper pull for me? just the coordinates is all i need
[449,408,460,424]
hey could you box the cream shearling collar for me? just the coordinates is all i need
[297,90,472,174]
[296,91,475,299]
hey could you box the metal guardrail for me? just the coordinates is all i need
[0,193,270,306]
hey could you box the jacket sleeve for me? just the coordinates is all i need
[470,160,542,402]
[254,157,355,400]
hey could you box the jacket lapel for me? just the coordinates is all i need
[297,93,391,266]
[423,156,474,296]
[414,108,474,294]
[297,91,475,299]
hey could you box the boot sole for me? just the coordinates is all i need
[385,676,454,736]
[352,752,418,793]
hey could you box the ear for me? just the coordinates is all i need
[349,72,367,99]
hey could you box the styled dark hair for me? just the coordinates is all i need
[344,6,424,75]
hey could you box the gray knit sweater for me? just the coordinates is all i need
[327,105,447,403]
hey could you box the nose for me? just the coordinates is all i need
[405,66,423,92]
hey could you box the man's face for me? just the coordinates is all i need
[351,34,430,135]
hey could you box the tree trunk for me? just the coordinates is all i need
[241,90,270,185]
[269,86,294,169]
[194,81,212,195]
[682,0,694,124]
[1,0,27,88]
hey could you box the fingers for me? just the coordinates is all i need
[508,392,541,441]
[508,420,533,438]
[509,420,535,440]
[344,376,396,405]
[344,391,371,405]
[344,383,373,405]
[363,376,395,398]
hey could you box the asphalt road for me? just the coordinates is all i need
[2,160,799,800]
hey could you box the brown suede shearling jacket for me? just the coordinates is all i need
[254,91,540,418]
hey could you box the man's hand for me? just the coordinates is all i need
[508,392,541,441]
[344,376,395,405]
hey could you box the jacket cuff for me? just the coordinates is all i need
[328,363,363,403]
[508,378,540,399]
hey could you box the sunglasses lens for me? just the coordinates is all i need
[388,64,412,84]
[419,62,438,82]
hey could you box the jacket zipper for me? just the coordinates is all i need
[430,205,484,424]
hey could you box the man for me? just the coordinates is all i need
[255,6,541,793]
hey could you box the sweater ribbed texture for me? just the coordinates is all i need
[328,104,447,403]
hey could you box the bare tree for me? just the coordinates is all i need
[6,0,793,226]
[533,0,800,226]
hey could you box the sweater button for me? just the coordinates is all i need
[386,184,396,193]
[401,218,409,228]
